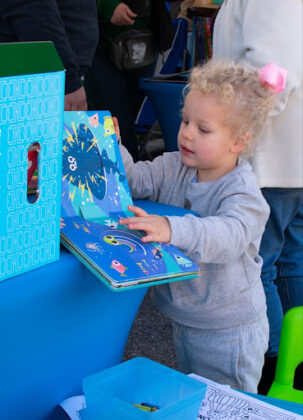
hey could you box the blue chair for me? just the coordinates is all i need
[135,18,189,159]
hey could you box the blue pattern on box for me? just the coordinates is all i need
[0,72,64,281]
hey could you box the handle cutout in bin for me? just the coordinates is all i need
[27,142,40,203]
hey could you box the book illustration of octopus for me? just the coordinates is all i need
[62,119,125,205]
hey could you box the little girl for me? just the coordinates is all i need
[118,60,285,392]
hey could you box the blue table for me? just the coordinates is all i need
[0,200,195,420]
[0,246,148,420]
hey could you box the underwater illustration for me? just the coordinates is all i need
[60,111,199,289]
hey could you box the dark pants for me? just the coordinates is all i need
[260,188,303,358]
[84,41,156,161]
[258,188,303,394]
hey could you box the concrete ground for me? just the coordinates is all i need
[123,136,179,368]
[123,288,178,369]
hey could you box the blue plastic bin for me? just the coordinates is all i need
[140,73,188,152]
[81,357,206,419]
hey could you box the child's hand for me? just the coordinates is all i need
[119,205,171,243]
[112,116,121,143]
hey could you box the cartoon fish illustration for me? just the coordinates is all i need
[81,225,91,234]
[103,230,148,255]
[104,219,118,229]
[174,254,193,267]
[101,149,126,182]
[88,113,99,127]
[152,247,163,260]
[103,116,115,136]
[111,260,127,276]
[103,234,134,252]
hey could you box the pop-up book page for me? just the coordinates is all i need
[61,111,133,222]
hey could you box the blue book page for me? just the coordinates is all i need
[60,111,200,289]
[61,216,199,287]
[61,111,133,221]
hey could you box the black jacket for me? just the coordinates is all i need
[0,0,99,94]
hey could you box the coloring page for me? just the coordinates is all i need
[189,374,301,420]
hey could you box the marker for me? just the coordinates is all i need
[133,403,153,412]
[141,402,160,410]
[133,403,159,412]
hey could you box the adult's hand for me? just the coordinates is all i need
[64,86,88,111]
[111,3,137,25]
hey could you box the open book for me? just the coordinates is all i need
[60,111,199,291]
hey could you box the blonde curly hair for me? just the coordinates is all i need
[184,60,275,153]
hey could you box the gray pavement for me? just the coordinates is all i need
[123,137,178,369]
[123,289,178,370]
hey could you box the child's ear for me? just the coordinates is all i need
[230,131,252,154]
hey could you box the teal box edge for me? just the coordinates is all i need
[0,42,65,282]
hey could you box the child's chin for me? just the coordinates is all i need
[181,154,194,166]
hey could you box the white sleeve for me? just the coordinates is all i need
[240,0,302,116]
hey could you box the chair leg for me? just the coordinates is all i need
[294,362,303,391]
[138,120,161,160]
[258,356,277,395]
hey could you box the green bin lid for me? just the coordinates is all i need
[0,41,64,77]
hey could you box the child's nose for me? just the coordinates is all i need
[183,124,194,141]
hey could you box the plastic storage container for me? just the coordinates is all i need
[81,357,206,419]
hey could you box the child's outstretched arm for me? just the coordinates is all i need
[119,205,171,243]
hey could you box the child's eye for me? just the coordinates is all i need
[199,127,209,133]
[182,119,189,125]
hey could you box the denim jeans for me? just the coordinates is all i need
[260,188,303,357]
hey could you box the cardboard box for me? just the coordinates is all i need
[0,42,65,281]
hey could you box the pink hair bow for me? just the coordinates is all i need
[258,62,288,93]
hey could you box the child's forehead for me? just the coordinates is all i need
[184,90,225,111]
[187,89,220,101]
[182,91,231,124]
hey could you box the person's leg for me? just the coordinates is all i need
[277,191,303,392]
[172,317,269,393]
[259,189,288,358]
[258,188,302,394]
[276,189,303,312]
[84,43,139,160]
[125,61,157,120]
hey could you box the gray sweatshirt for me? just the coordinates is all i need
[121,146,270,329]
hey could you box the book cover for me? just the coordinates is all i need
[60,111,199,291]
